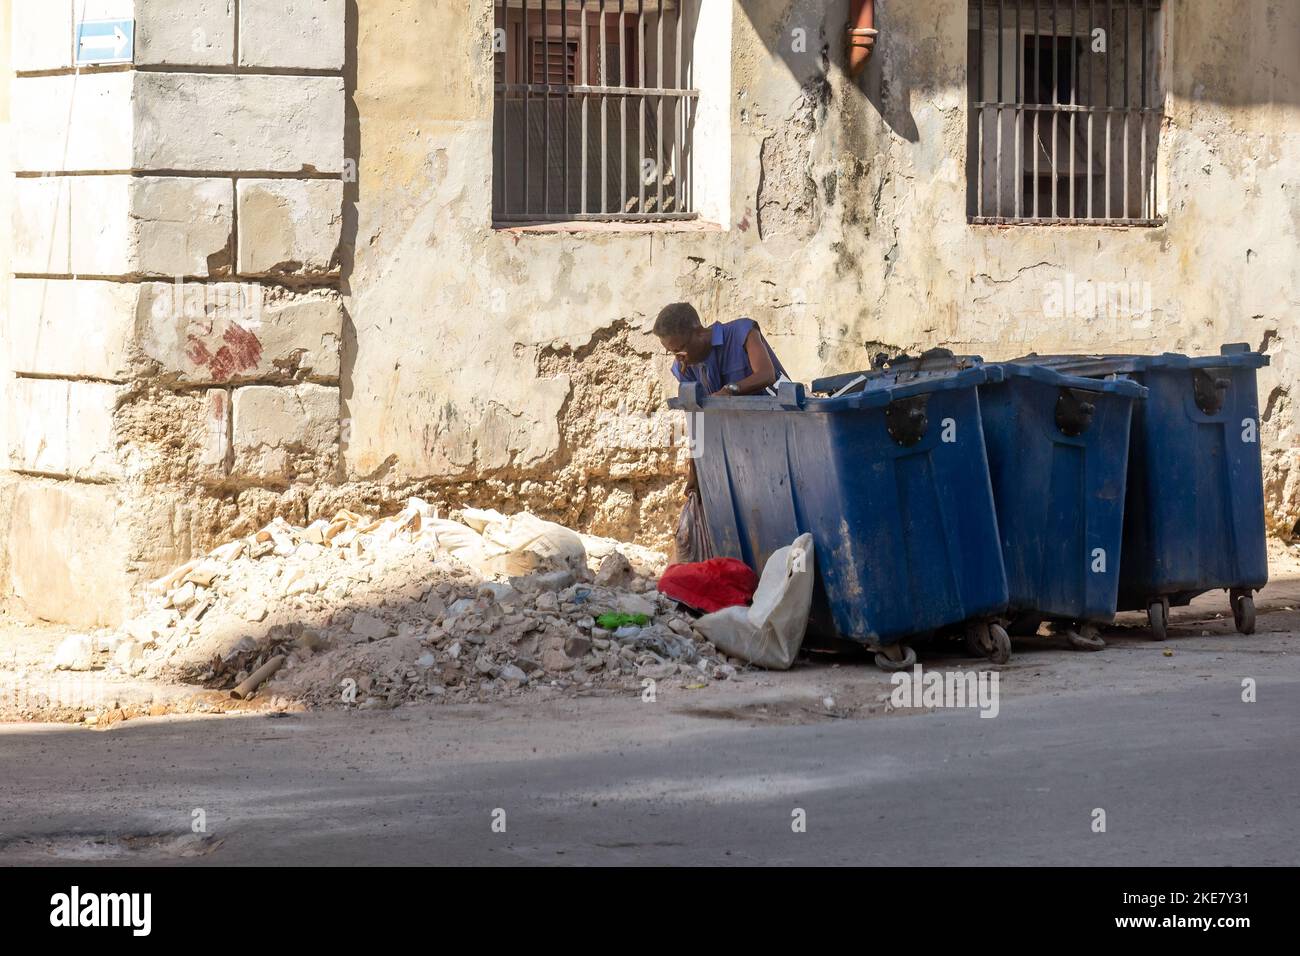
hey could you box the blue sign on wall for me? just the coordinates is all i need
[75,19,135,66]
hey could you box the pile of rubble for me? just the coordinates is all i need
[49,499,741,708]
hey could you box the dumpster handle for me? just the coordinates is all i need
[1055,388,1098,437]
[1192,368,1231,416]
[884,394,930,446]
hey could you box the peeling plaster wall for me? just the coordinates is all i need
[344,0,1297,543]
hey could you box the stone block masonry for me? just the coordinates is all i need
[11,73,344,174]
[4,0,347,625]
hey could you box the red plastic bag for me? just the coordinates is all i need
[658,557,759,614]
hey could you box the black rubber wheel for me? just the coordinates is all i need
[987,623,1012,664]
[1231,590,1256,635]
[874,643,917,672]
[1065,623,1106,651]
[1148,599,1168,641]
[964,622,991,658]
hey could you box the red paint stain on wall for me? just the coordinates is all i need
[185,322,264,382]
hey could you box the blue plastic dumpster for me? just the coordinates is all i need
[1014,345,1270,638]
[977,363,1148,650]
[675,354,1010,670]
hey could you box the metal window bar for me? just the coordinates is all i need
[976,0,983,217]
[493,0,699,224]
[968,0,1162,225]
[1029,0,1040,217]
[996,0,1003,218]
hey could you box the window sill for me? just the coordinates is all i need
[968,217,1166,228]
[493,219,723,236]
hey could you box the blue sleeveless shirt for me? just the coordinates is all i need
[670,318,788,393]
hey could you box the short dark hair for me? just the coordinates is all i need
[653,302,702,338]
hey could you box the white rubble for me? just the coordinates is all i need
[62,499,741,707]
[52,635,94,671]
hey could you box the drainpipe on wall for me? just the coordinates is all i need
[847,0,878,77]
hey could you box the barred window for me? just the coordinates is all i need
[492,1,699,225]
[967,0,1164,225]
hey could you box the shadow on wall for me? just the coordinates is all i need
[735,0,918,142]
[736,0,1300,129]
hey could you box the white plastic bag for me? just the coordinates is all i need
[692,533,815,670]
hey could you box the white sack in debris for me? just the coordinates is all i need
[462,508,587,576]
[691,534,815,670]
[424,518,489,567]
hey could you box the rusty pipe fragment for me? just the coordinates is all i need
[230,655,285,700]
[847,0,878,77]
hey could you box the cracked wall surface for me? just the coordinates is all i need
[3,0,1299,625]
[341,0,1297,542]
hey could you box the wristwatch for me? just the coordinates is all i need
[725,383,741,395]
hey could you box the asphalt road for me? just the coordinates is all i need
[2,642,1298,865]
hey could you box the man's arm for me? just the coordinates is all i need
[714,327,778,395]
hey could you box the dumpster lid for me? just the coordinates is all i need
[668,380,809,412]
[1011,343,1270,377]
[811,348,985,396]
[670,363,991,413]
[985,361,1148,398]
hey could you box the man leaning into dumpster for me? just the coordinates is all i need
[655,302,791,561]
[653,301,789,398]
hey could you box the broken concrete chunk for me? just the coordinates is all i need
[168,581,197,609]
[479,582,518,606]
[638,662,677,680]
[499,663,528,683]
[283,573,319,597]
[594,550,633,587]
[511,569,576,593]
[349,613,391,640]
[445,597,476,619]
[94,633,126,654]
[563,636,593,659]
[208,540,246,563]
[541,644,578,672]
[615,593,656,618]
[183,561,223,588]
[114,640,146,675]
[127,609,177,643]
[52,634,95,671]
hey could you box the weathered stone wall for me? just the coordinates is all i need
[5,0,346,625]
[3,0,1297,625]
